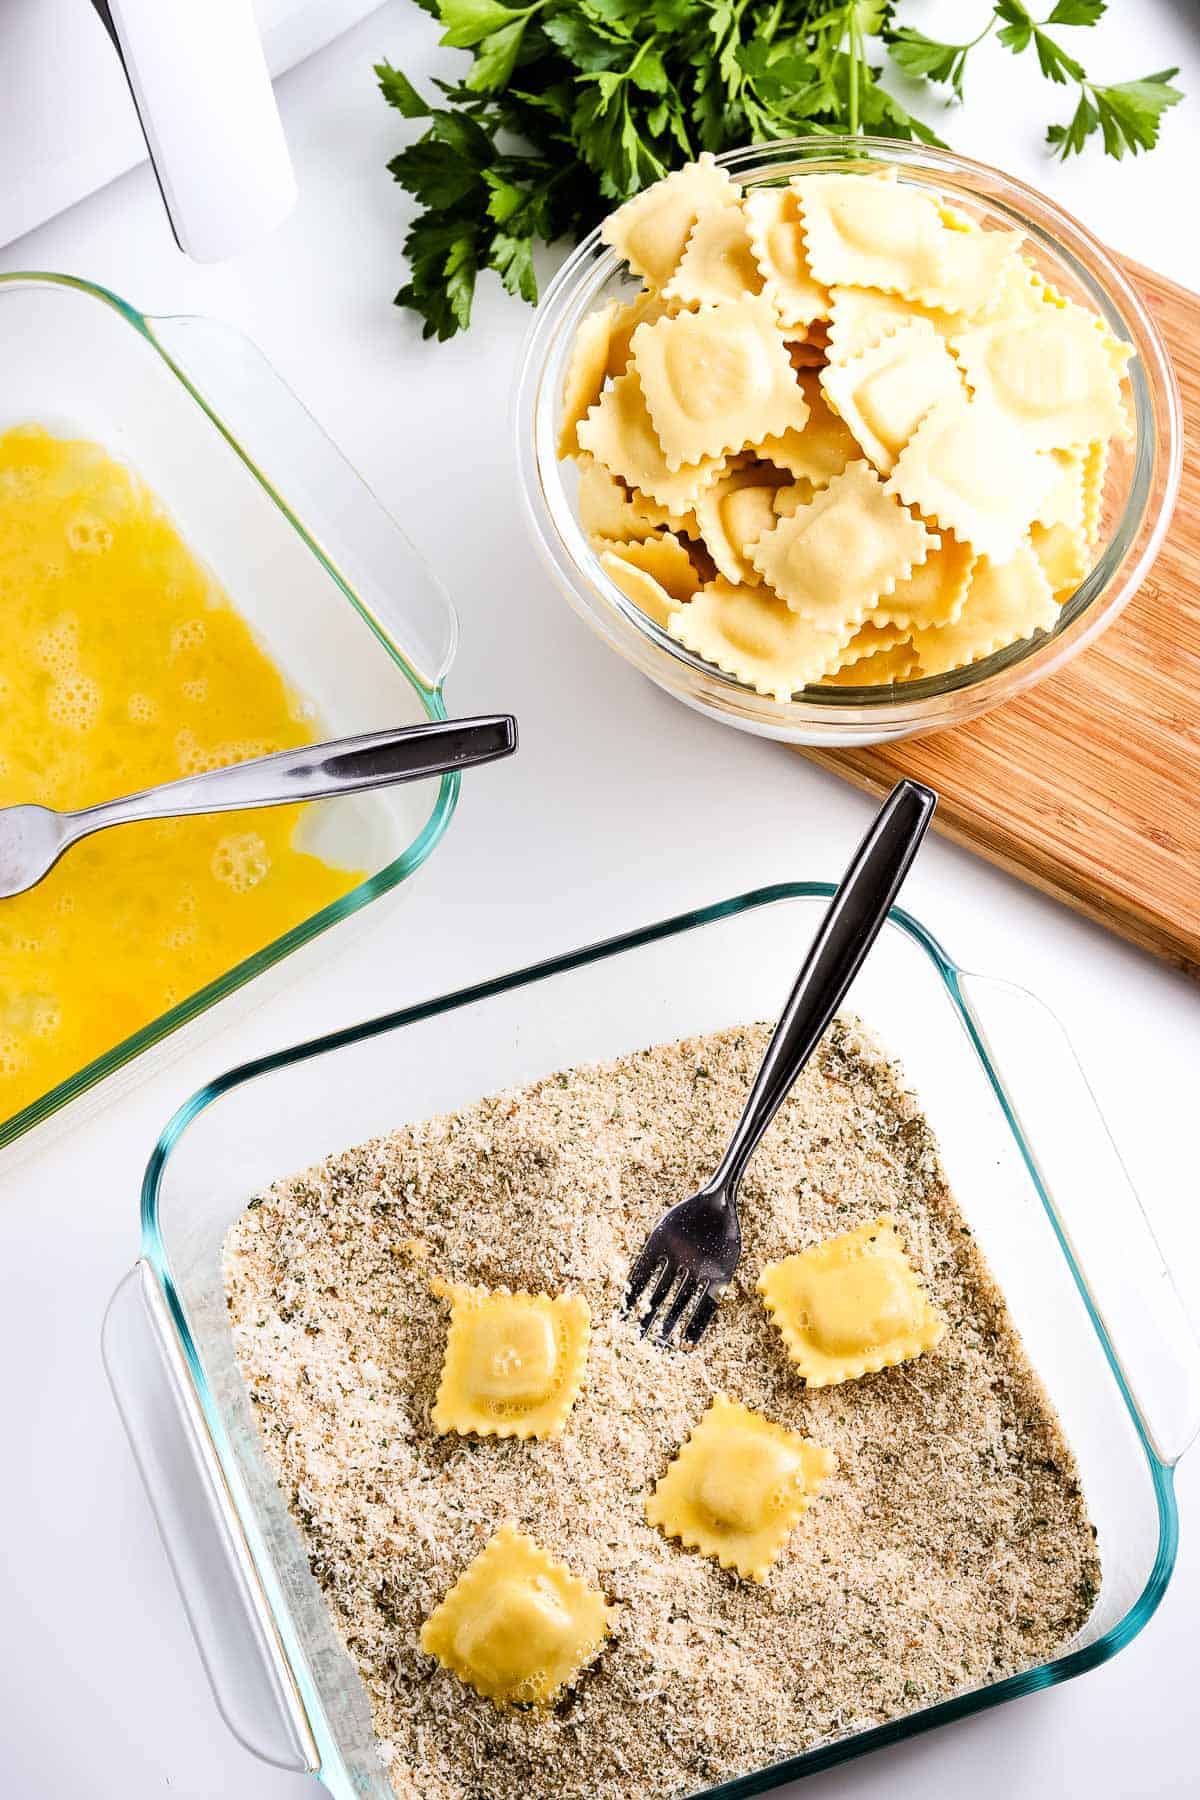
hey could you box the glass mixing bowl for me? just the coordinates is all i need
[515,138,1181,746]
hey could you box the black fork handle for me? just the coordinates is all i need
[711,779,937,1195]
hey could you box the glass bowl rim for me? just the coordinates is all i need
[0,269,460,1150]
[515,135,1182,737]
[138,880,1178,1800]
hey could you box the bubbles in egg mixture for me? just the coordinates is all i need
[0,464,39,502]
[46,672,102,733]
[66,513,114,555]
[175,728,280,777]
[126,692,158,725]
[170,618,207,657]
[33,614,81,672]
[0,422,362,1131]
[0,990,60,1072]
[20,996,63,1041]
[211,832,272,894]
[162,923,200,951]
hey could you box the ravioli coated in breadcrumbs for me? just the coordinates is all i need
[646,1394,834,1580]
[431,1282,590,1440]
[420,1523,612,1705]
[758,1216,945,1386]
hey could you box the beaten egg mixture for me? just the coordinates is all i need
[0,424,361,1124]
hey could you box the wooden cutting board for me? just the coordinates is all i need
[806,259,1200,978]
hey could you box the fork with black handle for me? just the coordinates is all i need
[625,778,937,1349]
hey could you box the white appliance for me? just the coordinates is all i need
[0,0,386,261]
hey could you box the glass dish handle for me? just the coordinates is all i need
[102,1264,318,1775]
[959,970,1200,1468]
[144,313,459,693]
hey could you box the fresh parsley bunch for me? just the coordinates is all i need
[377,0,1182,341]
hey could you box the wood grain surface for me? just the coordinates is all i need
[806,259,1200,977]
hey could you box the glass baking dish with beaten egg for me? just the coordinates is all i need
[0,272,460,1154]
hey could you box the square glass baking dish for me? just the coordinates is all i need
[104,887,1200,1798]
[0,272,461,1154]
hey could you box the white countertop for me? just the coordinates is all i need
[1,4,1198,1796]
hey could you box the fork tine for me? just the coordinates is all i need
[624,1238,666,1314]
[680,1286,720,1348]
[638,1260,680,1334]
[656,1273,701,1344]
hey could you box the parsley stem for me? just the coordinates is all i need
[962,18,997,54]
[847,6,861,136]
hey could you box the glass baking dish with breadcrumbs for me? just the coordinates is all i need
[105,887,1199,1799]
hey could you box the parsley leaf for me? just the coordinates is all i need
[438,0,527,48]
[887,29,971,94]
[466,17,531,91]
[375,60,431,118]
[1045,1,1106,25]
[378,0,1185,339]
[388,137,481,210]
[1089,70,1183,157]
[994,0,1034,54]
[1033,31,1085,84]
[396,213,481,339]
[489,229,539,300]
[1045,90,1099,157]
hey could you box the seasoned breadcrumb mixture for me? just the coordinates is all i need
[224,1019,1099,1800]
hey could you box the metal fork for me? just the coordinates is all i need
[0,716,516,900]
[625,778,937,1348]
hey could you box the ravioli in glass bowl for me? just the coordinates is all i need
[516,140,1179,746]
